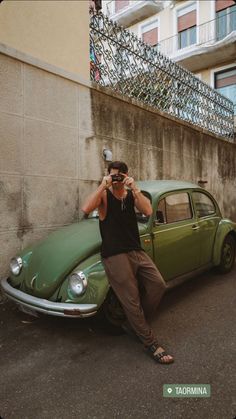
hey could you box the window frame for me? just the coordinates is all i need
[155,191,194,225]
[216,3,236,41]
[213,65,236,115]
[174,1,198,51]
[139,17,159,49]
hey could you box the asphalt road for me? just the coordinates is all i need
[0,265,235,419]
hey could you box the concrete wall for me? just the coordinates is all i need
[0,51,236,284]
[89,85,236,223]
[0,0,89,80]
[0,52,93,281]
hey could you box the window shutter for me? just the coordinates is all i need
[142,28,158,46]
[115,0,129,13]
[178,10,196,32]
[215,0,235,12]
[215,69,236,88]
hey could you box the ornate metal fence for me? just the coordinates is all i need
[90,12,234,140]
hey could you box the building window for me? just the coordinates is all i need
[177,3,197,50]
[215,67,236,115]
[141,20,159,48]
[216,1,236,41]
[115,0,130,13]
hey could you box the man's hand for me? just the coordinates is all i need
[122,174,152,216]
[101,175,112,189]
[123,175,133,187]
[123,175,139,193]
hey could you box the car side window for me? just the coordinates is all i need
[193,192,216,218]
[165,193,192,223]
[156,193,192,224]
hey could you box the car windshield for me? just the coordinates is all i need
[135,191,152,224]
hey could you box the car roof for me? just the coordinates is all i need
[137,180,200,201]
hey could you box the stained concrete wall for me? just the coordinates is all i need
[0,53,93,281]
[88,85,236,223]
[0,51,236,284]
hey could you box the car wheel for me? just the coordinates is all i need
[217,234,236,274]
[95,289,126,335]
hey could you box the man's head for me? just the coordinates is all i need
[108,161,128,175]
[108,161,128,189]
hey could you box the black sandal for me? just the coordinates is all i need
[146,343,174,364]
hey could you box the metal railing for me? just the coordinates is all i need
[90,12,234,140]
[159,9,236,56]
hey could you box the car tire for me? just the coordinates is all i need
[217,234,236,274]
[94,289,126,335]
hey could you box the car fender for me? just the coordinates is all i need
[56,254,110,309]
[213,220,236,266]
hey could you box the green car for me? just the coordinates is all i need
[1,180,236,327]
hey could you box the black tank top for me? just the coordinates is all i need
[99,189,142,258]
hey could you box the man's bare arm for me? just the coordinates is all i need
[133,189,153,216]
[81,176,112,215]
[123,175,153,216]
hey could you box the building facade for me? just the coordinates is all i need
[103,0,236,124]
[0,0,90,80]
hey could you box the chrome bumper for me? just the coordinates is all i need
[1,278,98,318]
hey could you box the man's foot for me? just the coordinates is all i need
[146,343,174,364]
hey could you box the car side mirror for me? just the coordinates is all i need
[154,210,165,226]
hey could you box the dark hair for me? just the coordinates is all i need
[108,161,128,174]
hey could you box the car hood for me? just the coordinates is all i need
[14,219,101,298]
[12,219,148,299]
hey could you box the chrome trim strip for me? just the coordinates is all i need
[154,216,221,234]
[140,233,151,238]
[153,222,197,233]
[198,216,220,222]
[1,278,98,317]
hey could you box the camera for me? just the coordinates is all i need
[111,174,125,182]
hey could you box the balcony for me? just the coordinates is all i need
[105,0,164,27]
[158,10,236,72]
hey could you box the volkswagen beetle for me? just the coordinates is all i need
[1,180,236,327]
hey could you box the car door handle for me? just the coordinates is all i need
[192,224,200,230]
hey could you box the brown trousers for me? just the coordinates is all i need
[102,250,166,347]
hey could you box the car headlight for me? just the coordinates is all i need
[10,256,23,276]
[68,271,88,296]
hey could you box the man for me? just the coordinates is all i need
[82,161,174,364]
